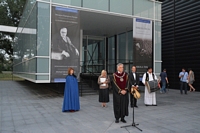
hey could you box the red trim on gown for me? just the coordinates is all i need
[114,72,127,90]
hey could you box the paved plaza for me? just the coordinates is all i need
[0,81,200,133]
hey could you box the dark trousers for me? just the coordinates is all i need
[130,93,137,107]
[180,81,187,94]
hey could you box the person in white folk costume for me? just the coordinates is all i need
[142,67,158,106]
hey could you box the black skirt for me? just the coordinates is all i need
[99,88,109,103]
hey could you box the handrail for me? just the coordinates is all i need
[80,67,99,77]
[79,66,99,97]
[79,59,134,96]
[80,58,134,74]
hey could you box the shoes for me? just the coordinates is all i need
[145,104,157,106]
[131,105,134,108]
[115,119,119,123]
[134,105,138,108]
[102,104,106,107]
[121,119,126,123]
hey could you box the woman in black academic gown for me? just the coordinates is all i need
[62,68,80,112]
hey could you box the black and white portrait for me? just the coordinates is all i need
[52,27,79,60]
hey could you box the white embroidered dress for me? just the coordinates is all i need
[142,72,157,105]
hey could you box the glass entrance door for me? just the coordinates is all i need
[82,36,105,73]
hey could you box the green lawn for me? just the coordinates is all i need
[0,73,24,81]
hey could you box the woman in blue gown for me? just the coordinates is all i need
[62,68,80,112]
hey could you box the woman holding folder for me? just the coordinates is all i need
[97,70,110,107]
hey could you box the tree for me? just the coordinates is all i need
[0,0,26,27]
[0,0,26,72]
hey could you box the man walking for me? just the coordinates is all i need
[160,69,169,93]
[179,68,188,94]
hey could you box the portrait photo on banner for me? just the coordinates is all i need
[51,6,80,82]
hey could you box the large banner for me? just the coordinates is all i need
[51,6,80,82]
[133,18,153,79]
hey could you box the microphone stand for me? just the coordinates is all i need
[121,88,142,132]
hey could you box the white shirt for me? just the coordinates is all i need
[132,72,139,87]
[132,72,136,79]
[142,72,158,85]
[118,71,123,74]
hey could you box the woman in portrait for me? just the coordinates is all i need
[98,70,110,107]
[62,68,80,112]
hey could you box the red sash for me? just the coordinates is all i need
[113,72,127,90]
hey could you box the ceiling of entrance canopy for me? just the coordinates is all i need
[80,10,133,37]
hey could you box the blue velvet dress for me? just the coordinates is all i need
[62,75,80,112]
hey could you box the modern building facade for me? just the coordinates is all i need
[161,0,200,90]
[13,0,162,83]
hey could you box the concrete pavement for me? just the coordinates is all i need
[0,81,200,133]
